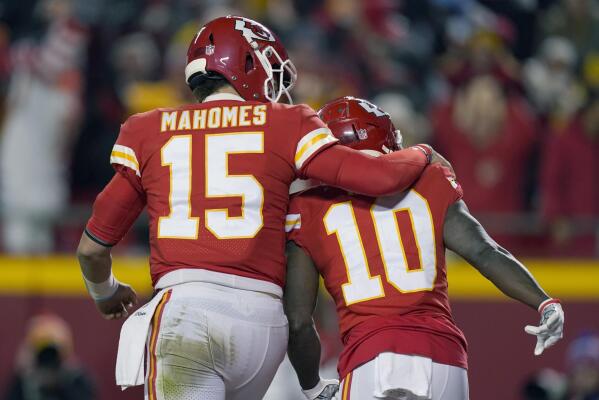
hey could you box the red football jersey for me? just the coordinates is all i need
[287,164,468,378]
[94,94,338,287]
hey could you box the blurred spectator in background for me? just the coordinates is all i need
[0,0,596,256]
[110,32,162,114]
[111,22,194,116]
[432,25,540,228]
[523,36,585,128]
[432,73,537,214]
[3,314,95,400]
[563,333,599,400]
[439,25,521,96]
[538,0,599,58]
[0,0,87,253]
[373,92,431,145]
[521,368,568,400]
[541,91,599,257]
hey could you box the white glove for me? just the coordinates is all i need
[302,378,339,400]
[524,299,564,356]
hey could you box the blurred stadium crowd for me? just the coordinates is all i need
[0,0,597,258]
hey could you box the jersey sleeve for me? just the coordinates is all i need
[423,164,464,205]
[292,104,339,176]
[440,165,463,203]
[285,195,306,247]
[85,173,146,246]
[110,114,145,192]
[303,145,428,196]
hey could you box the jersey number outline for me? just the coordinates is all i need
[157,132,264,239]
[323,191,437,305]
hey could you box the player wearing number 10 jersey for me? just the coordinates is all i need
[285,97,565,400]
[76,17,444,400]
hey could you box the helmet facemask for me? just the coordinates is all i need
[254,44,297,104]
[392,129,403,151]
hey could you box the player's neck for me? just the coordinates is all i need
[212,85,241,98]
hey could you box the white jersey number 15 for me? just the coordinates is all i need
[158,133,264,239]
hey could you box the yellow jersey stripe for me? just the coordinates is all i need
[295,133,333,163]
[111,151,139,168]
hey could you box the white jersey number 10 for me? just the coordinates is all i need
[323,191,437,305]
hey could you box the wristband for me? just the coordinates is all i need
[83,272,119,301]
[411,144,433,164]
[538,298,560,313]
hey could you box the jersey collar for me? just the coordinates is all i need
[203,92,245,102]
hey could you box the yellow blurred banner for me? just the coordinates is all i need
[0,256,597,300]
[0,256,153,296]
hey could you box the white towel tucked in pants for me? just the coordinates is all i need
[115,279,288,400]
[340,352,469,400]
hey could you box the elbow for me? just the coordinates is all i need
[77,234,110,261]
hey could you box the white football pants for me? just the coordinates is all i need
[338,354,469,400]
[144,282,288,400]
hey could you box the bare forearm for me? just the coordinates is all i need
[287,321,322,390]
[284,241,322,390]
[444,201,550,310]
[77,234,112,283]
[468,245,549,310]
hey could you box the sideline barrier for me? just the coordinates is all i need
[0,256,597,299]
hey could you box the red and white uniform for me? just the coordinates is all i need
[87,93,430,399]
[287,165,468,381]
[87,93,340,291]
[86,93,429,293]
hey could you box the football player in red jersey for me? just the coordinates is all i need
[285,97,565,400]
[75,16,451,400]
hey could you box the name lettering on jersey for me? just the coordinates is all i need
[161,111,178,131]
[161,105,267,132]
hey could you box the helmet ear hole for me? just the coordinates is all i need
[245,54,254,73]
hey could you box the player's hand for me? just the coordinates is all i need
[302,378,339,400]
[414,144,455,177]
[431,150,455,177]
[524,299,564,356]
[94,283,138,320]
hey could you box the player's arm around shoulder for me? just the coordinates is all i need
[442,200,564,355]
[291,108,453,196]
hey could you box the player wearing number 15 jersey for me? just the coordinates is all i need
[75,17,445,400]
[285,97,565,400]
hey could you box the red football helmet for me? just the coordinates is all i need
[185,16,297,103]
[318,96,402,153]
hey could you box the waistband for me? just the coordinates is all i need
[154,268,283,299]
